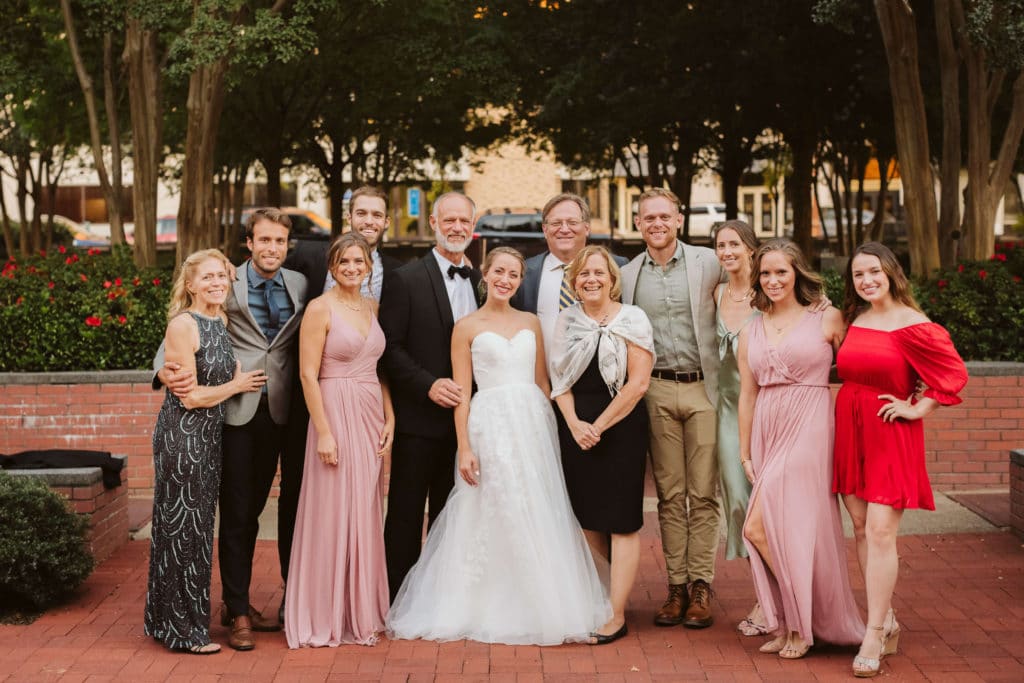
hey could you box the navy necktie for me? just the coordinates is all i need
[263,279,281,329]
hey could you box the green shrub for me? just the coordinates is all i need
[916,247,1024,361]
[0,472,95,609]
[0,246,171,371]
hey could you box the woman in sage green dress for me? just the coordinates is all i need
[712,221,766,636]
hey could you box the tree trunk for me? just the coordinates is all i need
[15,155,30,257]
[874,0,941,275]
[61,1,125,246]
[670,147,695,243]
[177,58,231,264]
[0,180,15,256]
[264,157,283,207]
[935,0,962,268]
[962,61,1024,259]
[124,19,162,268]
[788,127,816,256]
[867,153,894,244]
[227,164,248,262]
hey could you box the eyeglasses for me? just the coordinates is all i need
[545,219,585,230]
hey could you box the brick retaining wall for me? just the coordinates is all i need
[1,363,1022,496]
[5,456,130,562]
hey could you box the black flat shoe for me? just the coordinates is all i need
[589,623,628,645]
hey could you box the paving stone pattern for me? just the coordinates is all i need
[1,511,1023,682]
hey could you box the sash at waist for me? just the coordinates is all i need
[318,371,378,382]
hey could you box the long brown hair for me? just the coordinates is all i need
[750,238,823,311]
[842,241,922,323]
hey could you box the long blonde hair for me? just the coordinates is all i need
[168,249,232,320]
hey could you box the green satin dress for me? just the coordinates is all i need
[716,290,759,560]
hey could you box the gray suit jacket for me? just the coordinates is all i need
[152,267,308,427]
[222,268,307,426]
[620,241,722,405]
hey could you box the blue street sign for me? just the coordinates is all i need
[407,188,421,218]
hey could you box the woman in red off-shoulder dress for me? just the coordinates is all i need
[834,242,968,678]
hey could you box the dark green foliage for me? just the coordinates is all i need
[0,473,94,610]
[0,246,170,371]
[915,242,1024,362]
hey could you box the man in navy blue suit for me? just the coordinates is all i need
[512,192,627,357]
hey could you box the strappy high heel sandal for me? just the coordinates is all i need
[852,625,885,677]
[883,608,901,656]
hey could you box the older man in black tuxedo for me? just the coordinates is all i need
[378,191,480,601]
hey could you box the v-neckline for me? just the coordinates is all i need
[761,309,809,349]
[331,307,373,341]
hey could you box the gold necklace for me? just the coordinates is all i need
[727,284,751,303]
[334,290,363,312]
[767,308,801,334]
[586,305,614,326]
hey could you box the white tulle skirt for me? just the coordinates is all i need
[386,382,611,645]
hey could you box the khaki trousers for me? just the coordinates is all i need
[645,377,720,585]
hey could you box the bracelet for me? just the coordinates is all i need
[741,459,751,464]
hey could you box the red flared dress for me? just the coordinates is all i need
[833,322,968,510]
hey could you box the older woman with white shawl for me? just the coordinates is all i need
[550,245,655,646]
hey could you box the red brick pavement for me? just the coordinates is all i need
[2,513,1023,682]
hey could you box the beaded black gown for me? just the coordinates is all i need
[144,312,234,650]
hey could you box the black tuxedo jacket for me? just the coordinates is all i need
[379,253,481,439]
[284,239,403,300]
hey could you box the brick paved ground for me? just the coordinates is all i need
[2,512,1022,682]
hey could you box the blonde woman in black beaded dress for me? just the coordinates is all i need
[144,250,266,654]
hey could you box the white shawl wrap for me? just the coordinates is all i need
[550,303,655,399]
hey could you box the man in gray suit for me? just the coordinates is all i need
[512,192,626,357]
[620,188,722,630]
[159,208,307,650]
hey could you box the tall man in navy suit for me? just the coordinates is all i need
[512,192,627,356]
[379,191,480,601]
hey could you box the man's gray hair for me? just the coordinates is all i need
[431,192,476,220]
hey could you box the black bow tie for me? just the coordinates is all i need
[447,264,472,280]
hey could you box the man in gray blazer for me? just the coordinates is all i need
[512,192,626,358]
[158,208,307,650]
[620,188,723,630]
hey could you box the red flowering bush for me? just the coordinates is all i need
[914,241,1024,361]
[0,247,170,371]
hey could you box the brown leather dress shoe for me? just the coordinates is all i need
[219,602,280,632]
[228,615,255,651]
[654,583,689,626]
[683,579,714,628]
[247,605,281,632]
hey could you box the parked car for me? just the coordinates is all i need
[681,203,752,237]
[473,209,612,260]
[236,207,332,241]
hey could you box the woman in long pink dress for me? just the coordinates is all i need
[285,233,395,647]
[834,242,967,677]
[737,239,863,660]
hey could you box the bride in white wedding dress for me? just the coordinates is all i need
[386,247,612,646]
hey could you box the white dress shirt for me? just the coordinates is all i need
[537,252,571,358]
[431,248,478,322]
